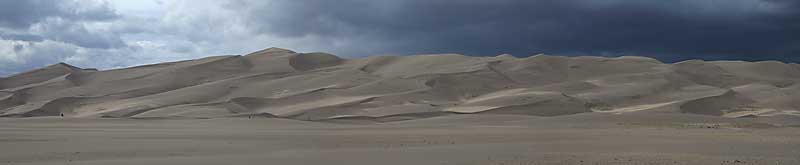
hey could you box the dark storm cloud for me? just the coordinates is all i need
[230,0,800,62]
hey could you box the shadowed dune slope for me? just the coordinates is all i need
[1,47,798,121]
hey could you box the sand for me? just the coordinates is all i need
[1,114,799,165]
[2,47,798,120]
[1,47,800,164]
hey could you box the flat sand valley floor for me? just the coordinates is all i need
[2,113,800,165]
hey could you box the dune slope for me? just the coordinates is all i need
[1,47,798,121]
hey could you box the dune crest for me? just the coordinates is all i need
[1,48,798,121]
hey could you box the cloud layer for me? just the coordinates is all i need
[1,0,798,76]
[227,0,800,60]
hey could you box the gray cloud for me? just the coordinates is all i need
[0,0,118,29]
[0,0,63,29]
[0,0,128,76]
[2,0,799,77]
[34,18,127,49]
[0,0,124,49]
[0,31,44,42]
[12,44,23,52]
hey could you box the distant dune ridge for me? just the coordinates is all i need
[1,47,799,121]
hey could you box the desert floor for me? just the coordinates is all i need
[2,113,800,165]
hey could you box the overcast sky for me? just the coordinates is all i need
[1,0,798,76]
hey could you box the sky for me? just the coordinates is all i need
[0,0,798,76]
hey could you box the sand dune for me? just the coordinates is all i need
[1,47,799,121]
[2,48,800,164]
